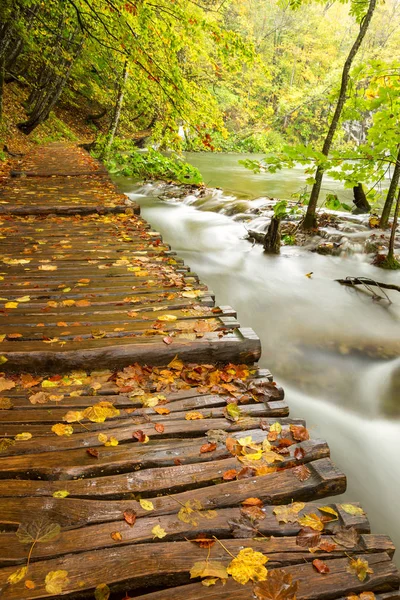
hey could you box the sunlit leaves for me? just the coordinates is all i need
[14,432,32,441]
[152,524,167,539]
[0,397,13,409]
[273,502,305,524]
[52,423,74,436]
[45,570,70,594]
[227,547,268,585]
[178,499,217,526]
[82,401,120,423]
[190,560,228,583]
[347,557,373,581]
[53,490,70,498]
[7,566,28,585]
[139,499,154,511]
[340,504,365,516]
[0,438,15,453]
[0,378,16,392]
[298,513,325,531]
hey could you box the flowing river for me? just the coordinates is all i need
[115,152,400,563]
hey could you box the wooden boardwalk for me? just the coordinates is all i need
[0,144,398,599]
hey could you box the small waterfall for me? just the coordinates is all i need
[358,356,400,417]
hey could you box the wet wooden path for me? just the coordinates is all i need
[0,143,398,599]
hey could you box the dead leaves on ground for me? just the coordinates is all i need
[254,569,298,600]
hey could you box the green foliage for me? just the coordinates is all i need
[282,234,296,245]
[274,200,288,218]
[325,194,351,212]
[93,139,203,185]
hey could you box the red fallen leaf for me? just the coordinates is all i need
[237,466,257,479]
[318,541,337,552]
[163,336,173,345]
[199,442,217,454]
[154,423,165,433]
[312,559,330,573]
[292,464,311,481]
[191,533,215,548]
[132,430,146,442]
[242,497,263,507]
[276,438,295,448]
[290,424,310,442]
[222,469,238,481]
[123,509,137,527]
[294,447,305,461]
[267,430,279,442]
[86,448,99,458]
[173,458,182,466]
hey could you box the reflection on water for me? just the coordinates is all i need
[117,174,400,564]
[183,151,390,203]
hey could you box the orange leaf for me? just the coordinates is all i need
[123,510,137,527]
[153,407,170,415]
[312,559,330,573]
[241,497,263,507]
[222,469,238,481]
[200,442,217,454]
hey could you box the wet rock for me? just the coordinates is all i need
[314,241,343,256]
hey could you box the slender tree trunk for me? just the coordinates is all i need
[102,60,129,157]
[387,187,400,262]
[302,0,377,230]
[0,52,4,121]
[380,145,400,229]
[18,31,82,135]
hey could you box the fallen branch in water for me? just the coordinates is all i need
[336,276,400,292]
[336,276,400,304]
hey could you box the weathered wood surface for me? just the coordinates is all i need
[0,144,397,599]
[0,146,261,371]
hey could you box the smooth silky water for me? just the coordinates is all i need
[115,153,400,563]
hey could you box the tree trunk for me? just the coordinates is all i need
[18,33,82,135]
[380,145,400,229]
[352,183,371,213]
[302,0,377,230]
[102,60,129,157]
[0,52,4,121]
[263,216,281,254]
[387,187,400,262]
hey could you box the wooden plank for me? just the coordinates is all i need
[0,439,328,497]
[0,525,390,567]
[0,425,309,478]
[0,416,302,455]
[0,327,261,373]
[0,458,346,525]
[0,547,396,599]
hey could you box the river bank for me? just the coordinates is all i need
[123,178,399,268]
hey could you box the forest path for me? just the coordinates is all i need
[0,144,397,600]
